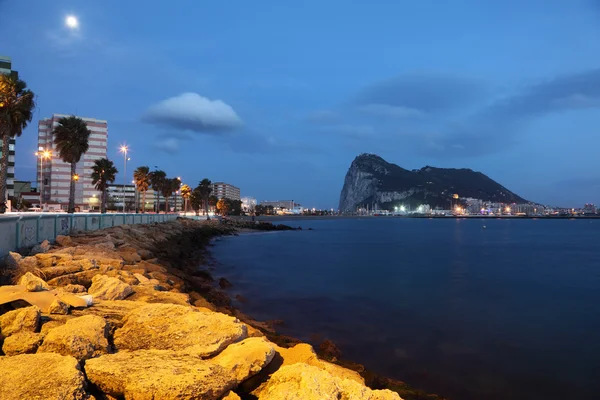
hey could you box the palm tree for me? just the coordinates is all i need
[198,178,212,219]
[150,169,166,212]
[190,187,203,216]
[133,166,151,213]
[180,184,191,214]
[171,178,181,212]
[0,74,35,213]
[53,116,91,213]
[160,178,177,213]
[91,158,118,214]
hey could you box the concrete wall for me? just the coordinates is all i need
[0,213,177,258]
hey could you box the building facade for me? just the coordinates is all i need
[37,114,108,210]
[0,56,17,200]
[260,200,296,210]
[212,182,241,201]
[241,196,257,212]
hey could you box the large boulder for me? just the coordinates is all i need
[70,300,147,328]
[85,337,274,400]
[49,298,70,315]
[55,235,74,247]
[18,271,50,292]
[30,239,51,255]
[0,306,40,336]
[1,331,43,355]
[210,337,276,383]
[5,251,22,271]
[113,303,247,357]
[85,350,232,399]
[88,274,133,301]
[253,363,402,400]
[0,353,89,399]
[38,315,109,361]
[277,343,364,383]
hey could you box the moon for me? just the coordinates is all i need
[65,15,79,29]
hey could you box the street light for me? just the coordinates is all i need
[35,148,51,210]
[120,145,129,213]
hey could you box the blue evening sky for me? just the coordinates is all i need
[2,0,600,208]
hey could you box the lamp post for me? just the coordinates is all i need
[35,148,51,210]
[120,146,129,213]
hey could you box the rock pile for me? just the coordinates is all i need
[0,220,402,400]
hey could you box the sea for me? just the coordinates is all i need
[211,218,600,400]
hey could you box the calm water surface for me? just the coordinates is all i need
[211,218,600,400]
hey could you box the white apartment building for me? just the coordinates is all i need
[37,114,108,210]
[1,56,17,200]
[212,182,241,201]
[241,196,257,212]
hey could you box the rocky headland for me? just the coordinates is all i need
[0,218,443,400]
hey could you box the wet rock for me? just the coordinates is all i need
[137,249,154,260]
[30,239,51,255]
[113,303,247,356]
[18,271,50,292]
[126,285,190,305]
[253,363,401,400]
[0,306,40,336]
[38,315,109,361]
[49,298,70,315]
[219,277,233,289]
[2,331,43,355]
[0,353,90,399]
[319,339,342,362]
[55,235,73,247]
[88,274,133,301]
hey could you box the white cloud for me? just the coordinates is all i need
[358,103,426,118]
[143,93,242,133]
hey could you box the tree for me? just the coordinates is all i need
[180,184,191,214]
[0,74,35,213]
[53,116,91,213]
[171,178,181,212]
[133,166,151,213]
[190,187,203,216]
[150,169,166,212]
[160,177,178,213]
[91,158,118,214]
[226,199,242,216]
[216,198,230,216]
[208,195,218,214]
[198,178,212,219]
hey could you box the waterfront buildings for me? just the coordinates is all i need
[260,200,296,210]
[106,185,183,212]
[0,56,17,200]
[241,196,257,213]
[37,114,108,210]
[583,203,597,215]
[212,182,240,201]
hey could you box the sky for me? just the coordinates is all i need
[2,0,600,208]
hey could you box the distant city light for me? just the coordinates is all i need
[65,15,79,29]
[400,205,406,212]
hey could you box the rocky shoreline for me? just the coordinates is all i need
[0,218,443,400]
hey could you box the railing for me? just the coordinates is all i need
[0,213,178,258]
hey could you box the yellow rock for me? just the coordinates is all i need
[254,363,401,400]
[0,353,89,400]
